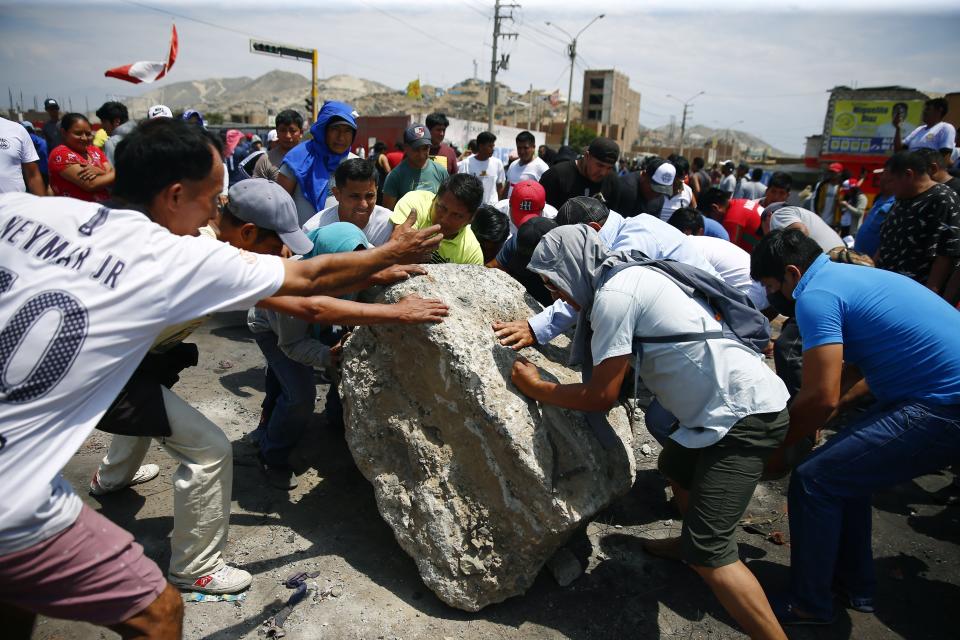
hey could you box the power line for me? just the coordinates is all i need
[355,0,475,57]
[117,0,385,75]
[459,0,491,18]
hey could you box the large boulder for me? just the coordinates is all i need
[340,265,635,611]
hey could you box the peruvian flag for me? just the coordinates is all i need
[105,24,178,84]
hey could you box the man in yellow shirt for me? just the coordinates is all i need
[390,174,485,265]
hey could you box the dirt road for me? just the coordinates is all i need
[35,312,959,640]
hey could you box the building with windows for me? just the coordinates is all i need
[581,69,641,150]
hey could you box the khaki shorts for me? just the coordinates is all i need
[0,504,167,625]
[658,408,789,568]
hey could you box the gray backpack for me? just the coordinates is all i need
[598,250,771,355]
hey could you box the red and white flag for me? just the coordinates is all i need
[105,24,178,84]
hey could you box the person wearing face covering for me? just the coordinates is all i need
[750,229,960,627]
[510,225,791,640]
[277,101,358,225]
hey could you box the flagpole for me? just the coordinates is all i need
[311,49,318,123]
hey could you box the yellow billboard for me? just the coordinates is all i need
[827,99,925,154]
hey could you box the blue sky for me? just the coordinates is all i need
[2,0,958,153]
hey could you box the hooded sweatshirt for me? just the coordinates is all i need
[281,101,357,212]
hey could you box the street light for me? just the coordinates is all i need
[666,90,705,156]
[718,119,744,141]
[546,13,605,147]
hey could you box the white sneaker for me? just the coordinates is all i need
[89,464,161,496]
[170,564,253,594]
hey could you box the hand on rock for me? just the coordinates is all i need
[492,320,536,350]
[394,295,449,324]
[511,356,542,396]
[371,264,428,286]
[388,210,442,264]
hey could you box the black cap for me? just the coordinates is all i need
[515,217,559,260]
[587,137,620,164]
[44,98,59,110]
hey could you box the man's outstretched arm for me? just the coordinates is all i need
[275,211,441,297]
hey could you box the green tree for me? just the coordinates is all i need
[568,122,598,150]
[206,112,224,125]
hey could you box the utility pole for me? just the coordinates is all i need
[679,104,689,156]
[487,0,519,130]
[546,14,605,147]
[666,90,704,156]
[473,59,478,81]
[528,83,534,128]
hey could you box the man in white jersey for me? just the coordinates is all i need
[0,118,441,638]
[88,177,315,596]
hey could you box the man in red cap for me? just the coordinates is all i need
[807,162,845,230]
[494,179,558,238]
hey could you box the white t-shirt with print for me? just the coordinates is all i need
[0,194,286,555]
[0,118,39,194]
[589,267,789,449]
[459,155,506,205]
[903,121,956,151]
[302,203,395,247]
[505,157,549,196]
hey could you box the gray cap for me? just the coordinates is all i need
[227,178,313,255]
[404,123,431,148]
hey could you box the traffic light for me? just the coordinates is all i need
[252,42,282,55]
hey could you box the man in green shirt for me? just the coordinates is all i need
[389,173,485,265]
[382,123,447,210]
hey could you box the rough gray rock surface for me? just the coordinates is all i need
[340,265,636,611]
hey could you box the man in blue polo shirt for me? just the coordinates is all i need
[751,229,960,627]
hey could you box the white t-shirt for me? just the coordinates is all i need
[590,267,789,448]
[903,121,956,151]
[0,118,39,194]
[0,194,286,555]
[718,174,736,195]
[302,203,395,247]
[659,183,694,221]
[494,198,558,238]
[770,205,844,252]
[686,234,769,310]
[459,155,506,205]
[505,157,549,196]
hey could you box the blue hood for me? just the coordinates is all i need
[282,101,358,210]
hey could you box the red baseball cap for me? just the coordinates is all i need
[509,180,546,228]
[828,162,844,173]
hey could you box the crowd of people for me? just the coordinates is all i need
[0,94,958,640]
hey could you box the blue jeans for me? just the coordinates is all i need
[253,332,316,467]
[788,400,960,618]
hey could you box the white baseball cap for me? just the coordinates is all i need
[148,104,173,119]
[266,129,278,143]
[649,162,677,196]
